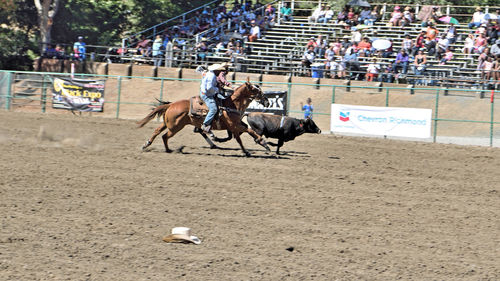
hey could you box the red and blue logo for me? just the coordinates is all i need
[339,111,350,122]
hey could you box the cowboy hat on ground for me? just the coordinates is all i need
[163,227,201,244]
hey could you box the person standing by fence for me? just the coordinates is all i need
[301,98,314,119]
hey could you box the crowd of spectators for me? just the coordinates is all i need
[299,4,500,84]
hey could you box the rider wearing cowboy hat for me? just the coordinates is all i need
[200,63,226,133]
[216,62,234,96]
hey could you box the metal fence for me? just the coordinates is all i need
[1,70,499,147]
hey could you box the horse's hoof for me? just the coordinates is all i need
[165,149,173,153]
[244,151,251,157]
[210,145,219,149]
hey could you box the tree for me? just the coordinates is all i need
[34,0,61,52]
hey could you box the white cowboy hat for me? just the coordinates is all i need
[163,227,201,244]
[208,63,226,71]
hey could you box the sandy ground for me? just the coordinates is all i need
[0,111,499,280]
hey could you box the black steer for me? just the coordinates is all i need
[247,112,321,154]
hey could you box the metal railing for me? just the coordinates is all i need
[1,69,499,147]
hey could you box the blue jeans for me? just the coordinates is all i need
[468,22,481,28]
[393,61,409,74]
[201,94,217,126]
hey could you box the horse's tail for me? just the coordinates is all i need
[136,103,171,128]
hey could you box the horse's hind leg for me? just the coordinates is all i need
[234,133,251,157]
[161,125,185,153]
[142,123,167,150]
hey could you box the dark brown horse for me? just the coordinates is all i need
[137,80,270,156]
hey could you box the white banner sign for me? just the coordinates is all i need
[331,104,432,138]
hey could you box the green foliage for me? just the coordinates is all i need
[51,0,129,46]
[0,27,35,70]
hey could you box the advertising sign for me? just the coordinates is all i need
[247,91,287,115]
[52,77,105,112]
[331,104,432,138]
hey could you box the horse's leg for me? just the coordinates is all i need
[233,133,251,157]
[212,130,233,143]
[142,123,167,150]
[198,131,218,149]
[162,117,188,153]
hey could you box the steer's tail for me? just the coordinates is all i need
[137,102,171,128]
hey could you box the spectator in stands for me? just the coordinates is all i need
[280,2,293,22]
[378,64,395,83]
[343,48,361,80]
[359,7,371,23]
[357,37,372,56]
[152,35,164,66]
[319,6,334,24]
[238,21,249,36]
[491,39,500,56]
[366,58,380,82]
[393,49,409,74]
[412,30,426,56]
[388,6,403,27]
[477,47,490,70]
[425,38,437,57]
[331,39,342,55]
[43,44,57,59]
[351,29,362,44]
[493,57,500,82]
[308,4,324,23]
[401,6,414,27]
[331,57,346,79]
[248,20,260,42]
[426,22,439,41]
[463,33,475,57]
[402,34,413,54]
[336,7,348,24]
[445,23,458,44]
[345,7,358,28]
[73,36,86,61]
[265,4,276,19]
[413,49,427,75]
[439,47,454,65]
[469,7,486,29]
[481,56,494,80]
[325,43,336,78]
[367,6,381,25]
[55,44,65,59]
[382,39,394,58]
[436,34,450,59]
[486,22,499,45]
[315,35,327,57]
[474,33,488,54]
[196,38,209,61]
[302,46,316,76]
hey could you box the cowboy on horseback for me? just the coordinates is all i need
[200,63,226,133]
[216,62,234,97]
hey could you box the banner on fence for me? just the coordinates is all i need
[246,91,287,115]
[52,77,105,112]
[331,104,432,138]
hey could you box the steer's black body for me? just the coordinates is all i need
[246,113,321,154]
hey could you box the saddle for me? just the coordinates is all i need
[189,96,209,117]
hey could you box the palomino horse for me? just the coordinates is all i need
[137,80,270,156]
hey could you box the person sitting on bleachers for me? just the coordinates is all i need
[413,49,427,75]
[491,39,500,56]
[477,47,491,70]
[378,64,395,83]
[469,7,486,29]
[486,22,499,45]
[280,2,294,22]
[345,7,359,28]
[382,39,394,58]
[308,4,324,23]
[343,48,361,80]
[445,23,458,44]
[400,7,412,27]
[402,34,413,54]
[474,33,488,54]
[436,34,450,60]
[480,56,494,80]
[426,22,439,41]
[357,37,372,56]
[359,7,371,23]
[463,33,475,57]
[319,6,334,24]
[411,30,426,56]
[302,46,316,77]
[366,58,381,82]
[248,20,260,42]
[393,49,410,74]
[315,35,327,57]
[439,47,454,65]
[336,7,348,24]
[388,6,403,27]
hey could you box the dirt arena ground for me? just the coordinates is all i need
[1,111,499,280]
